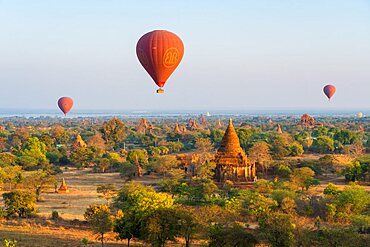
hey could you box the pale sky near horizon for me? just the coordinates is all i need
[0,0,369,111]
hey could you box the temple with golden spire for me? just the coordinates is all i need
[58,178,69,193]
[277,124,283,134]
[214,119,256,182]
[72,134,87,150]
[174,123,182,134]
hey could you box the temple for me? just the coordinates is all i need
[58,178,69,193]
[72,134,87,150]
[277,124,283,134]
[214,119,256,182]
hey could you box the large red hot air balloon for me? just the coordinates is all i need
[323,84,336,101]
[136,30,184,93]
[58,97,73,115]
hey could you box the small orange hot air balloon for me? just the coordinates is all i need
[136,30,184,93]
[58,97,73,115]
[323,84,336,101]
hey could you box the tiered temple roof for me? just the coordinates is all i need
[214,119,256,182]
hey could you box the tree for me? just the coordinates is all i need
[344,161,363,182]
[152,155,179,177]
[289,142,304,156]
[208,224,258,247]
[141,208,181,247]
[114,210,141,247]
[51,125,70,144]
[97,158,111,173]
[319,155,335,176]
[3,190,36,217]
[290,167,317,191]
[248,141,272,175]
[259,213,295,247]
[311,136,334,153]
[24,170,56,201]
[0,152,17,167]
[20,137,48,169]
[84,204,113,247]
[97,184,117,206]
[88,133,106,158]
[101,117,126,149]
[126,149,148,177]
[70,147,93,167]
[176,207,198,247]
[114,182,174,215]
[0,165,23,190]
[194,138,213,153]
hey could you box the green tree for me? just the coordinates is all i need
[70,147,93,167]
[259,213,295,247]
[311,136,335,153]
[20,137,48,169]
[3,190,36,217]
[126,149,148,177]
[84,204,113,247]
[141,208,181,247]
[208,224,258,247]
[289,142,304,156]
[24,170,56,201]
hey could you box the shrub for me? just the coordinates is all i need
[51,210,59,220]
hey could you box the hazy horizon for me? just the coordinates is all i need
[0,0,369,111]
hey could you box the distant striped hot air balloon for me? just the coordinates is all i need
[136,30,184,93]
[323,84,336,101]
[58,97,73,116]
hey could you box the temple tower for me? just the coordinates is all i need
[214,119,256,182]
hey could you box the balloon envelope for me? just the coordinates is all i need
[323,84,336,100]
[357,112,363,118]
[136,30,184,91]
[58,97,73,115]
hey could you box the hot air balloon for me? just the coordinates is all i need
[357,112,363,118]
[58,97,73,115]
[136,30,184,93]
[323,84,336,101]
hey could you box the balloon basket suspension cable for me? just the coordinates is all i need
[156,88,165,94]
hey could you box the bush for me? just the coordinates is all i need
[51,210,60,220]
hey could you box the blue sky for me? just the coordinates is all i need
[0,0,369,111]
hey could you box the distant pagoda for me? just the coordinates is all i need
[174,123,182,134]
[277,124,283,134]
[72,134,87,150]
[216,119,223,128]
[58,178,70,193]
[214,119,256,182]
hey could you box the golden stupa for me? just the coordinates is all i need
[72,134,87,150]
[174,123,182,134]
[214,119,256,182]
[277,124,283,134]
[58,178,70,193]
